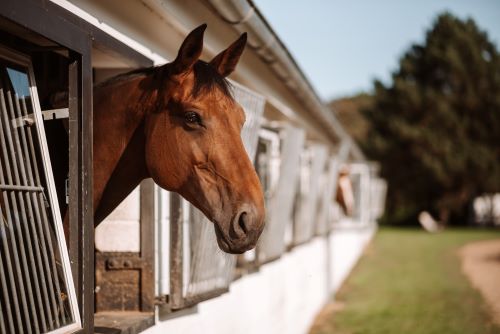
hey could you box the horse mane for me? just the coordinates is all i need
[95,67,156,88]
[95,60,233,98]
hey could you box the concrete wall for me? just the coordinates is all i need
[143,224,376,334]
[95,186,141,252]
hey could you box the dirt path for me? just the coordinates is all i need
[460,239,500,326]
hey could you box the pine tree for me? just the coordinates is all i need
[362,13,500,225]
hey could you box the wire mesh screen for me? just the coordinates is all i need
[293,144,328,244]
[0,55,79,333]
[177,83,265,303]
[315,157,339,235]
[185,205,236,299]
[349,164,372,224]
[350,173,363,221]
[258,126,304,263]
[239,130,280,270]
[231,81,265,161]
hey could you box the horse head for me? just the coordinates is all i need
[143,25,265,254]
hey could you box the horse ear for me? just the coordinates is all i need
[171,24,207,74]
[210,33,247,77]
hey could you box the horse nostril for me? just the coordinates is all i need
[230,210,250,239]
[238,211,248,235]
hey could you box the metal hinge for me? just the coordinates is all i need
[105,257,143,270]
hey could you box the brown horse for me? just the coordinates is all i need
[92,24,265,254]
[336,167,354,216]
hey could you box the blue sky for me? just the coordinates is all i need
[253,0,500,101]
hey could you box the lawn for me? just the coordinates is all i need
[310,228,500,334]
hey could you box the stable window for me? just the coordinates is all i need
[0,1,175,332]
[90,52,156,332]
[0,3,96,330]
[256,125,304,264]
[348,163,372,224]
[163,195,237,310]
[330,168,353,226]
[235,127,281,273]
[292,144,328,246]
[326,143,354,228]
[0,46,80,333]
[315,156,339,235]
[157,82,265,311]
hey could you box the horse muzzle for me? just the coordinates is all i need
[214,203,264,254]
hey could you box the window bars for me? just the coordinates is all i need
[0,47,80,333]
[231,81,265,161]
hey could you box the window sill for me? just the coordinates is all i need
[94,311,154,334]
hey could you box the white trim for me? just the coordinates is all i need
[11,108,69,128]
[42,108,69,120]
[27,52,82,334]
[50,0,167,64]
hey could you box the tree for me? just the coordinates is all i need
[361,13,500,225]
[329,93,373,143]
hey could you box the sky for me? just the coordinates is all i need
[252,0,500,101]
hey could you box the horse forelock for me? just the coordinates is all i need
[145,60,234,115]
[191,61,233,99]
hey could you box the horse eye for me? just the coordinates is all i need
[185,111,201,124]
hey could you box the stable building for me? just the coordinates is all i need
[0,1,386,333]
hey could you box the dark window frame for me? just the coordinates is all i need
[0,0,152,332]
[0,44,82,333]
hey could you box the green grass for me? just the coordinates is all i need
[312,228,500,334]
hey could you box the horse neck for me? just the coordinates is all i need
[94,122,149,225]
[93,77,151,213]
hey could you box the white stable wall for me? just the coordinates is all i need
[143,224,376,334]
[328,225,376,293]
[95,186,141,252]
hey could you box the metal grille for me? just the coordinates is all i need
[258,126,304,262]
[185,204,235,298]
[231,81,265,161]
[293,144,328,244]
[0,51,79,333]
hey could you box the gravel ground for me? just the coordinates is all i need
[461,239,500,326]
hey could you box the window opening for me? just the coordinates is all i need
[256,126,304,264]
[0,46,80,334]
